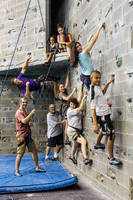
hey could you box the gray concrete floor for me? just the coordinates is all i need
[0,163,112,200]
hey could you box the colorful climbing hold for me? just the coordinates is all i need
[116,57,122,68]
[116,109,122,115]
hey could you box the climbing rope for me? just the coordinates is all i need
[0,0,32,97]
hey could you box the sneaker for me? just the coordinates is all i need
[45,158,52,162]
[65,141,71,145]
[15,171,23,176]
[83,158,93,165]
[36,168,46,173]
[69,156,77,165]
[109,157,121,165]
[94,144,105,149]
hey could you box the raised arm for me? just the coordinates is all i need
[53,81,58,99]
[21,109,36,124]
[77,95,87,113]
[65,71,70,89]
[21,56,31,74]
[102,77,114,95]
[77,83,84,104]
[25,82,30,98]
[85,23,105,53]
[62,87,76,101]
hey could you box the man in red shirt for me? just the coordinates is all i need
[15,97,45,176]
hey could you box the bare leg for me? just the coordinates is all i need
[71,141,79,157]
[107,134,115,159]
[15,153,23,171]
[76,136,87,159]
[66,45,71,57]
[55,145,63,154]
[96,130,103,145]
[46,146,51,157]
[32,150,39,169]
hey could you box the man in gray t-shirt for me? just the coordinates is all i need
[45,104,66,161]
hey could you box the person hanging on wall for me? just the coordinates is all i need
[73,23,105,90]
[45,35,59,65]
[57,24,72,57]
[53,71,77,116]
[15,97,45,176]
[90,70,121,165]
[11,56,54,99]
[66,93,92,165]
[45,104,66,161]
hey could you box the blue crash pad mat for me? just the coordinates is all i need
[0,153,78,193]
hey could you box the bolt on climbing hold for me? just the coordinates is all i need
[109,29,113,35]
[115,57,122,68]
[116,109,122,115]
[127,97,132,103]
[129,0,133,6]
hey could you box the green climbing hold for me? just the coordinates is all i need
[116,57,122,68]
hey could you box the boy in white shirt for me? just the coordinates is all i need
[90,70,121,165]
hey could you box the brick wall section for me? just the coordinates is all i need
[57,0,133,200]
[0,77,54,154]
[0,0,49,71]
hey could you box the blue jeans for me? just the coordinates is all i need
[80,74,91,91]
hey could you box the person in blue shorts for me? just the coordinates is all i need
[74,23,105,90]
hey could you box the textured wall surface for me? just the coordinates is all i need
[57,0,133,200]
[0,0,133,200]
[0,77,54,155]
[0,0,48,71]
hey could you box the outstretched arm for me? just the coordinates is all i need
[53,81,58,99]
[21,56,31,74]
[77,95,87,113]
[85,23,105,53]
[102,77,114,95]
[77,83,84,104]
[65,71,70,89]
[62,87,76,101]
[25,82,30,99]
[21,109,36,124]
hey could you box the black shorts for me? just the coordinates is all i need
[48,133,63,147]
[96,114,114,136]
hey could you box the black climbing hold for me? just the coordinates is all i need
[127,97,132,103]
[129,0,133,6]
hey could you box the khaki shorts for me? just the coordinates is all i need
[67,130,79,141]
[17,136,37,155]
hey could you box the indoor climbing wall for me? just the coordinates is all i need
[57,0,133,200]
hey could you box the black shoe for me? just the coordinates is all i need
[83,158,93,165]
[94,144,105,149]
[52,157,59,161]
[69,156,77,165]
